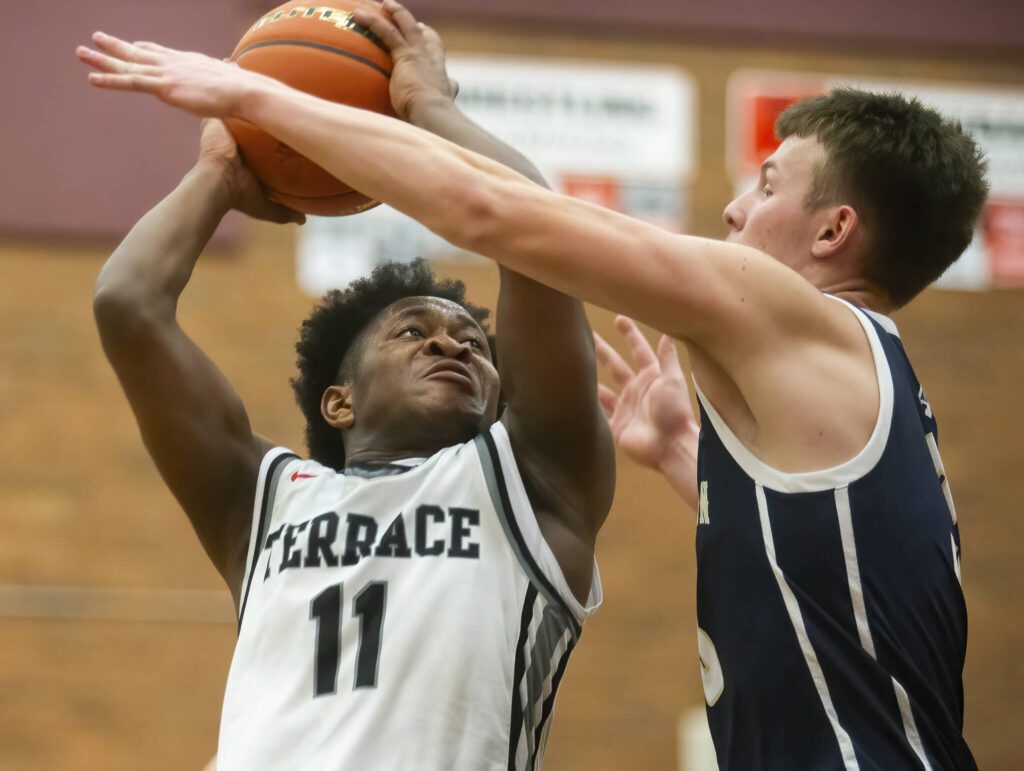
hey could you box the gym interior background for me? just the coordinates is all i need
[2,1,1022,768]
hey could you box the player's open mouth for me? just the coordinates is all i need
[424,362,474,390]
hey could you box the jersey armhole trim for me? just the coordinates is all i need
[477,424,602,633]
[237,447,298,631]
[693,296,895,494]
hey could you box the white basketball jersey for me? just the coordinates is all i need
[218,422,601,771]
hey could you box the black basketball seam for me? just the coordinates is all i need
[232,39,391,79]
[266,186,375,202]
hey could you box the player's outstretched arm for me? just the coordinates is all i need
[75,17,841,376]
[596,317,699,510]
[93,120,301,604]
[357,6,614,601]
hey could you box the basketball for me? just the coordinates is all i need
[226,1,393,216]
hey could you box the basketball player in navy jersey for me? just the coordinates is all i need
[87,16,612,770]
[79,3,987,767]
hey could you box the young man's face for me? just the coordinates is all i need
[722,135,829,274]
[346,296,501,452]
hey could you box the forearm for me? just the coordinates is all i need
[407,97,547,188]
[94,162,233,317]
[658,429,700,511]
[239,81,529,244]
[236,79,776,356]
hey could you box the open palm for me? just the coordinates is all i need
[595,316,698,472]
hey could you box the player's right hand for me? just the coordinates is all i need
[197,119,305,225]
[352,0,459,122]
[595,317,699,472]
[77,32,277,120]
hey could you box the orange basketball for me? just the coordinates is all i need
[226,1,394,216]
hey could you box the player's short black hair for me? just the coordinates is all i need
[776,88,989,306]
[291,258,492,470]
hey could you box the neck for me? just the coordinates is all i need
[343,446,432,467]
[817,276,895,316]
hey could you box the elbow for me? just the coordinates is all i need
[433,173,507,256]
[93,283,172,349]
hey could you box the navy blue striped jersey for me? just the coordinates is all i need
[693,297,974,770]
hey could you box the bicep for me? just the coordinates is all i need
[95,296,264,583]
[497,269,615,537]
[475,183,830,367]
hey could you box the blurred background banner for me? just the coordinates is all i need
[727,70,1024,290]
[297,56,696,295]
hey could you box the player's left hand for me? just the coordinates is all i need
[76,32,275,119]
[352,0,458,122]
[595,316,699,473]
[197,119,306,225]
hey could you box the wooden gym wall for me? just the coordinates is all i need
[1,8,1022,771]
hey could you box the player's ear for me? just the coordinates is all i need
[811,204,859,260]
[321,384,355,430]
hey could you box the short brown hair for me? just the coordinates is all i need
[777,88,989,306]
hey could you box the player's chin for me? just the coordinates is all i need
[412,390,494,439]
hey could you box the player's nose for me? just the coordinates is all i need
[426,333,471,359]
[722,196,745,232]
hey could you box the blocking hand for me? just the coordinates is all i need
[76,32,274,119]
[352,0,459,121]
[595,316,699,473]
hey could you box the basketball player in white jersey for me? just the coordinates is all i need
[87,16,612,771]
[79,3,988,766]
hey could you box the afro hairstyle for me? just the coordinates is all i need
[290,258,493,470]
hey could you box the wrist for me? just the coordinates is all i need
[186,160,238,212]
[405,91,458,128]
[657,427,699,484]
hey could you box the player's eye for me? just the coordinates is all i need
[398,327,424,338]
[465,338,484,350]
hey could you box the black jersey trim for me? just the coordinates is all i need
[508,585,537,771]
[478,430,582,639]
[342,460,424,478]
[529,637,576,768]
[237,451,297,632]
[232,39,390,79]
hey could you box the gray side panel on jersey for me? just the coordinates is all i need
[521,601,575,770]
[237,450,297,631]
[474,434,581,640]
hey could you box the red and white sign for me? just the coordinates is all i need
[727,70,1024,290]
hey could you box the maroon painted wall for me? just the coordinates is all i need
[414,0,1024,53]
[3,0,1022,240]
[2,1,251,241]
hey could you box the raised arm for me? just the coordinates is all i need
[75,24,835,372]
[93,120,301,603]
[359,7,613,598]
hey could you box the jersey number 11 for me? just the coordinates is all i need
[310,581,387,696]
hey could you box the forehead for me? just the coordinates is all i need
[765,135,824,178]
[377,296,482,332]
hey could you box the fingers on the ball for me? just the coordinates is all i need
[352,8,405,50]
[384,0,422,39]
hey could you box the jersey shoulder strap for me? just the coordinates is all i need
[474,422,602,633]
[237,446,301,629]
